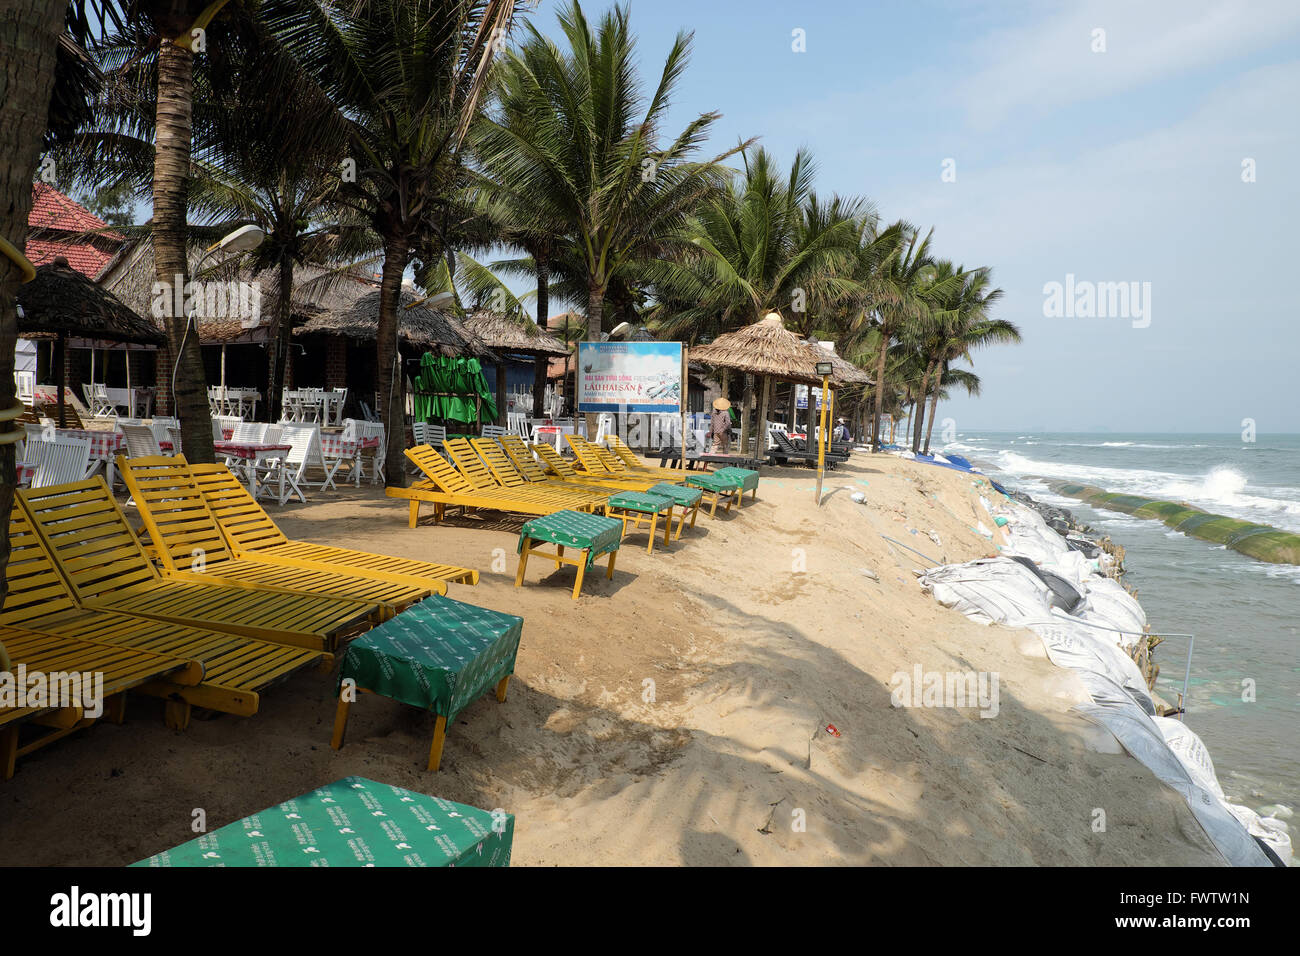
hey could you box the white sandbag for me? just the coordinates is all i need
[1032,617,1154,715]
[1078,578,1147,649]
[919,558,1053,628]
[1155,717,1292,866]
[1072,672,1274,867]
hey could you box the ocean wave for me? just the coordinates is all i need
[989,453,1300,534]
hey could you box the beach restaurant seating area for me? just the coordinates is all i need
[0,419,761,863]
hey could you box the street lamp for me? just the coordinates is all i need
[174,224,266,413]
[814,361,833,504]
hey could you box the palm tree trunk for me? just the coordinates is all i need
[913,361,935,452]
[378,235,410,486]
[266,255,293,422]
[153,38,214,463]
[0,0,64,605]
[531,258,550,417]
[923,377,943,455]
[739,374,753,455]
[872,326,889,451]
[583,281,604,440]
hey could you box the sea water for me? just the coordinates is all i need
[943,432,1299,828]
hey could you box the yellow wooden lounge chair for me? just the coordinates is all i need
[564,434,668,486]
[2,510,327,728]
[18,479,375,653]
[471,437,615,501]
[445,438,607,511]
[387,444,597,527]
[505,435,655,493]
[605,435,678,476]
[0,625,203,780]
[118,454,431,617]
[528,440,660,492]
[186,461,479,587]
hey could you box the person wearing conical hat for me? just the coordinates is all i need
[709,396,732,453]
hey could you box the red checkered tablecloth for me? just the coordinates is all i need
[57,428,125,459]
[321,435,380,458]
[214,441,291,461]
[17,462,35,486]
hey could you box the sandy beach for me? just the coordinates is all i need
[0,453,1222,866]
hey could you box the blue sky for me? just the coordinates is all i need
[528,0,1300,433]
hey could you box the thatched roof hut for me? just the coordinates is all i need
[688,312,871,387]
[463,311,569,357]
[98,237,382,345]
[17,258,163,345]
[294,288,495,359]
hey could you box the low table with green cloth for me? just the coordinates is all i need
[515,509,623,600]
[712,466,760,503]
[604,490,675,554]
[685,471,741,517]
[330,596,524,771]
[134,776,513,867]
[648,481,703,539]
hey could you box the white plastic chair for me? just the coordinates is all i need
[28,435,92,488]
[481,424,507,438]
[120,423,164,458]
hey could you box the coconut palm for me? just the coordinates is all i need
[919,270,1015,454]
[473,0,744,436]
[263,0,520,483]
[647,147,873,449]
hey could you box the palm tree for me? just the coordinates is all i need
[648,147,868,450]
[264,0,520,483]
[473,0,744,437]
[920,270,1015,454]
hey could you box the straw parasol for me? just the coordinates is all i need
[688,312,872,453]
[293,288,495,359]
[17,257,165,345]
[17,257,164,425]
[464,310,570,423]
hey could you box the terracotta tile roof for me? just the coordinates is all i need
[26,236,118,278]
[27,183,126,279]
[30,182,121,236]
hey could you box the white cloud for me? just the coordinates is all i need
[963,0,1300,128]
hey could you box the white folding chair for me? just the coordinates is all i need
[277,423,337,498]
[481,424,507,438]
[120,423,164,458]
[28,435,92,488]
[507,411,528,437]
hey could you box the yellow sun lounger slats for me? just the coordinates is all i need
[528,441,654,491]
[387,445,592,526]
[446,438,606,510]
[586,436,664,479]
[17,479,375,652]
[2,509,328,721]
[118,455,433,614]
[187,462,479,587]
[0,625,204,779]
[560,435,666,490]
[498,435,641,494]
[472,437,613,500]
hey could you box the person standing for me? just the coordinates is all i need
[710,397,732,453]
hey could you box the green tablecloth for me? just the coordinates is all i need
[339,596,523,724]
[713,467,760,493]
[518,510,622,568]
[606,491,673,515]
[686,472,740,493]
[647,482,702,507]
[133,777,513,867]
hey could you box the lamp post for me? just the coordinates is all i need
[814,360,833,504]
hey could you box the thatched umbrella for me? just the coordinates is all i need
[294,288,495,359]
[688,312,872,452]
[464,310,569,423]
[17,257,164,425]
